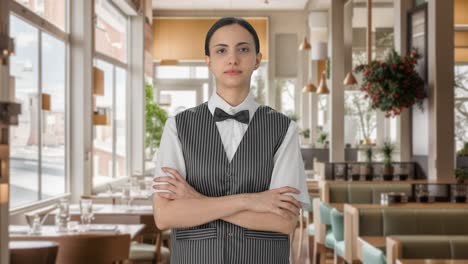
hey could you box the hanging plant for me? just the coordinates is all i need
[354,49,427,117]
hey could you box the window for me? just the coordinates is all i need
[93,60,128,185]
[455,65,468,151]
[154,64,210,117]
[276,79,296,117]
[14,0,66,31]
[251,62,268,105]
[95,0,127,63]
[93,0,128,186]
[344,0,396,146]
[9,14,67,208]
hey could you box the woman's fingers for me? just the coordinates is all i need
[153,184,178,194]
[276,186,300,195]
[153,176,178,187]
[162,167,185,182]
[278,201,300,216]
[157,192,176,200]
[279,195,301,209]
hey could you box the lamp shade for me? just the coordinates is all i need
[317,72,329,94]
[311,42,328,60]
[343,71,358,86]
[299,37,311,50]
[302,82,317,93]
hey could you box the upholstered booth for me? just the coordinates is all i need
[386,236,468,264]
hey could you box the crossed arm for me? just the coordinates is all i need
[152,167,302,234]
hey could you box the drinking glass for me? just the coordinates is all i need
[56,198,70,232]
[79,198,94,229]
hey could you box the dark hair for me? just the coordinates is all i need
[204,17,260,56]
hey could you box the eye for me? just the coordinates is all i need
[216,48,226,54]
[239,47,250,53]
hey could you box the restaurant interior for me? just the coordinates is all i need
[0,0,467,263]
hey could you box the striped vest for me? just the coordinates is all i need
[170,103,291,264]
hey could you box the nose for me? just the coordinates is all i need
[227,52,239,65]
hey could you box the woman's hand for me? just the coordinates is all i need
[245,187,302,219]
[153,167,206,200]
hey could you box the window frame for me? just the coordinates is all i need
[9,0,70,210]
[92,0,131,187]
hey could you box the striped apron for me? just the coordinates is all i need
[171,103,291,264]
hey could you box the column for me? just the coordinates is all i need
[329,0,346,162]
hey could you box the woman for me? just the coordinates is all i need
[152,17,310,264]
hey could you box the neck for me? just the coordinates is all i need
[215,85,250,106]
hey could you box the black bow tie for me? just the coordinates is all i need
[213,107,249,124]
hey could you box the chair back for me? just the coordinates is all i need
[16,233,130,264]
[10,241,59,264]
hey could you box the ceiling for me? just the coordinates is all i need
[152,0,309,11]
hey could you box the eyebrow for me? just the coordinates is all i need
[212,42,251,48]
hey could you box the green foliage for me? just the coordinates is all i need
[457,142,468,157]
[287,113,300,122]
[145,83,168,157]
[316,126,328,145]
[380,140,396,167]
[300,128,310,139]
[362,147,373,166]
[354,49,426,117]
[455,168,468,183]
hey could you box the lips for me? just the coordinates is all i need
[224,69,242,76]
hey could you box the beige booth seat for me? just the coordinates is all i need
[386,236,468,264]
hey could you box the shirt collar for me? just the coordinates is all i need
[207,91,259,122]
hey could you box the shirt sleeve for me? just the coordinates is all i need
[269,121,310,208]
[152,116,187,194]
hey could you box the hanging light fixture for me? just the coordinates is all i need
[302,82,317,93]
[344,0,373,88]
[317,71,329,94]
[299,37,311,51]
[343,71,358,86]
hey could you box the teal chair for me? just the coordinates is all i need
[314,201,335,264]
[319,201,335,250]
[330,208,345,261]
[361,242,386,264]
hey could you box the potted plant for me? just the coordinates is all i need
[360,147,374,181]
[456,142,468,168]
[454,168,468,203]
[455,168,468,184]
[316,127,328,148]
[380,140,395,181]
[354,49,426,118]
[145,83,168,158]
[299,128,311,146]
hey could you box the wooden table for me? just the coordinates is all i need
[344,203,468,263]
[9,224,145,240]
[397,260,468,264]
[357,236,386,261]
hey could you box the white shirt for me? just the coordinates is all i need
[152,91,310,207]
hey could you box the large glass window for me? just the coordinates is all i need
[93,60,127,185]
[455,65,468,151]
[95,0,127,63]
[14,0,66,31]
[344,0,395,146]
[276,79,296,117]
[9,14,67,208]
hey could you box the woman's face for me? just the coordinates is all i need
[206,24,262,90]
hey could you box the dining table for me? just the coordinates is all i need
[9,224,145,240]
